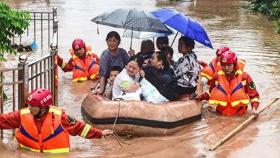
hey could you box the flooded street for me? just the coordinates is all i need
[2,0,280,157]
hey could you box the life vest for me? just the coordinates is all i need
[208,62,250,116]
[15,106,70,153]
[70,45,99,82]
[201,58,246,82]
[201,57,218,81]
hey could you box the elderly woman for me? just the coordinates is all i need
[97,31,130,95]
[112,55,144,100]
[143,51,178,101]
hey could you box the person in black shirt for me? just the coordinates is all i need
[156,36,169,51]
[143,51,178,101]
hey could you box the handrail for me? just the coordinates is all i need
[0,67,23,72]
[28,54,52,66]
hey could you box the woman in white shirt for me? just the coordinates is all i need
[112,55,144,100]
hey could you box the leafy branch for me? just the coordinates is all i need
[0,2,31,61]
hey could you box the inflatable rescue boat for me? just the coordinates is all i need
[81,94,202,136]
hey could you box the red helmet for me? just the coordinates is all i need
[216,46,230,57]
[72,38,86,50]
[27,88,53,107]
[220,51,237,65]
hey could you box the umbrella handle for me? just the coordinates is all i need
[130,28,133,49]
[171,32,179,47]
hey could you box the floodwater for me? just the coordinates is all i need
[1,0,280,157]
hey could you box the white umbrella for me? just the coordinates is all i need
[122,29,173,39]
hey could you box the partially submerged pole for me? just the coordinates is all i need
[209,98,279,151]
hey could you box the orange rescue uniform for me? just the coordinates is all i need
[0,106,102,153]
[58,45,100,82]
[201,57,246,84]
[203,62,259,116]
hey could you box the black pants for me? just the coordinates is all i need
[177,86,197,95]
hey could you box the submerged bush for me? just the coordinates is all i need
[249,0,280,34]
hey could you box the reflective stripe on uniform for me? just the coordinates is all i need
[80,124,91,138]
[90,73,98,80]
[235,70,243,75]
[218,71,225,75]
[19,144,40,152]
[20,109,31,115]
[49,107,62,115]
[250,98,259,102]
[209,99,227,106]
[231,99,250,107]
[72,54,77,59]
[215,80,218,86]
[201,72,213,80]
[43,147,70,153]
[73,77,87,82]
[238,59,246,65]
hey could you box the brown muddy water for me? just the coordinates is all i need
[1,0,280,157]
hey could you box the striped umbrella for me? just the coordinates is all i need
[91,8,172,48]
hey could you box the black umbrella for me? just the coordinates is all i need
[91,8,171,48]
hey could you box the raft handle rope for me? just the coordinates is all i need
[111,100,130,146]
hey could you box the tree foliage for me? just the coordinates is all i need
[0,2,30,61]
[249,0,280,33]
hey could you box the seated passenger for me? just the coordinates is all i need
[136,39,155,66]
[57,38,100,82]
[156,36,169,51]
[143,51,178,101]
[112,55,144,101]
[162,46,175,67]
[103,66,122,99]
[172,36,200,95]
[97,31,131,95]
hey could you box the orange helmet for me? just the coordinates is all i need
[220,51,237,65]
[27,88,53,107]
[216,46,230,57]
[72,38,86,50]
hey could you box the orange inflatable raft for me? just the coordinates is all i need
[81,94,202,136]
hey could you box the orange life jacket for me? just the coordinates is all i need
[70,45,99,82]
[201,57,218,81]
[208,62,250,116]
[201,58,246,82]
[15,106,70,153]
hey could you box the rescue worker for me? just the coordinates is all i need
[200,46,231,83]
[200,46,247,84]
[57,38,100,82]
[0,88,113,153]
[196,51,260,116]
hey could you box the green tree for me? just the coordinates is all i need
[249,0,280,33]
[0,2,30,61]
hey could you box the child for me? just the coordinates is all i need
[57,38,100,82]
[103,66,122,99]
[172,36,200,95]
